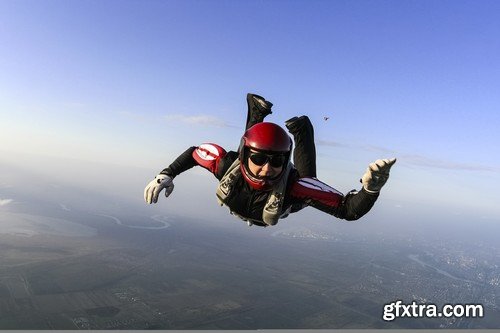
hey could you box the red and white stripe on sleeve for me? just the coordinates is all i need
[192,143,227,175]
[290,177,344,208]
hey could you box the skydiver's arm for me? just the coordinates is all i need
[160,144,230,179]
[289,178,379,221]
[289,158,396,220]
[145,147,197,204]
[146,144,229,204]
[330,188,379,221]
[160,146,198,177]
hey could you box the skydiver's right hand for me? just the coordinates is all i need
[361,158,396,193]
[144,174,174,204]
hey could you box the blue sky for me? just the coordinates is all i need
[1,0,499,226]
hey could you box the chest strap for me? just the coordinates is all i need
[216,159,292,226]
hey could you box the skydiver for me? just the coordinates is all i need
[144,93,396,227]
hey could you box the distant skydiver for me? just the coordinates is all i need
[144,93,396,227]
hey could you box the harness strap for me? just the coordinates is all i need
[216,159,292,226]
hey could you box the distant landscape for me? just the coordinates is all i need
[1,187,500,329]
[1,156,500,329]
[2,0,500,328]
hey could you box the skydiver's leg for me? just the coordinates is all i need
[245,93,273,130]
[285,115,317,178]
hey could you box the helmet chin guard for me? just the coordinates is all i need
[239,122,292,190]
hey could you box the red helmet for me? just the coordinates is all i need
[239,122,292,190]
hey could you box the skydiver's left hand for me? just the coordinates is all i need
[144,174,174,204]
[361,158,396,193]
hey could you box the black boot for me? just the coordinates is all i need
[285,115,310,135]
[245,93,273,129]
[285,115,317,178]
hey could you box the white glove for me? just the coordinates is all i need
[361,158,396,193]
[144,174,174,204]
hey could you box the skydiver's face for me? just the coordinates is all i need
[247,149,284,179]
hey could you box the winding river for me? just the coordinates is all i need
[97,214,171,230]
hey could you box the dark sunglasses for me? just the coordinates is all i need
[248,152,286,168]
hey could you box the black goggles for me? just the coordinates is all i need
[248,152,286,168]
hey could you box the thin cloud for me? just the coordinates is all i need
[317,139,498,173]
[317,139,396,154]
[0,199,13,206]
[399,154,499,172]
[164,114,237,128]
[316,139,352,149]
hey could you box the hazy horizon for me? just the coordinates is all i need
[1,0,499,329]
